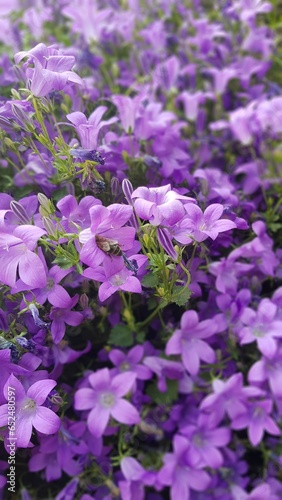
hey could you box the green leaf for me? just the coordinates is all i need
[146,379,178,405]
[108,324,133,347]
[171,286,191,307]
[142,273,159,288]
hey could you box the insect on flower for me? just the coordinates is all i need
[95,235,122,257]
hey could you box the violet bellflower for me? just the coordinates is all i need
[158,434,211,499]
[109,345,152,380]
[49,295,84,344]
[166,310,218,376]
[74,368,140,437]
[66,107,118,149]
[131,184,195,226]
[172,203,237,244]
[78,204,136,268]
[0,374,60,448]
[119,457,156,500]
[199,373,264,426]
[181,419,231,469]
[0,223,46,287]
[14,43,83,97]
[239,298,282,358]
[248,346,282,398]
[231,398,280,446]
[83,254,147,302]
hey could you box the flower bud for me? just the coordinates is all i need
[10,201,30,224]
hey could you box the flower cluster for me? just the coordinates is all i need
[0,0,282,499]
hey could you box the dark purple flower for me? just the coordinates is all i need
[49,295,84,344]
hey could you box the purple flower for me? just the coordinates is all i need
[0,374,60,448]
[79,204,136,268]
[143,356,183,392]
[158,434,210,499]
[74,368,140,437]
[200,373,263,426]
[119,457,156,500]
[239,298,282,358]
[109,345,152,380]
[131,184,194,227]
[29,429,83,481]
[209,257,254,294]
[49,295,84,344]
[112,94,142,133]
[248,348,282,398]
[14,43,83,97]
[231,482,278,500]
[0,224,46,287]
[56,194,102,232]
[0,349,30,405]
[84,255,146,302]
[166,311,218,375]
[67,107,118,149]
[173,204,236,244]
[12,250,73,308]
[231,399,280,446]
[181,420,231,468]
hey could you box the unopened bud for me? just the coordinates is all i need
[111,177,119,196]
[79,293,89,310]
[43,217,58,238]
[38,193,54,215]
[10,201,30,224]
[157,227,178,260]
[122,178,134,205]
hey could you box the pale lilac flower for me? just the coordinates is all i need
[84,256,144,302]
[14,43,83,97]
[62,0,112,44]
[67,107,118,149]
[79,204,136,268]
[239,298,282,358]
[0,374,60,448]
[0,224,46,287]
[173,204,236,244]
[112,94,142,133]
[231,399,280,446]
[166,311,218,376]
[74,368,140,437]
[131,184,194,226]
[11,250,73,308]
[56,194,102,232]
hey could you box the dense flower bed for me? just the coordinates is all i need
[0,0,282,498]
